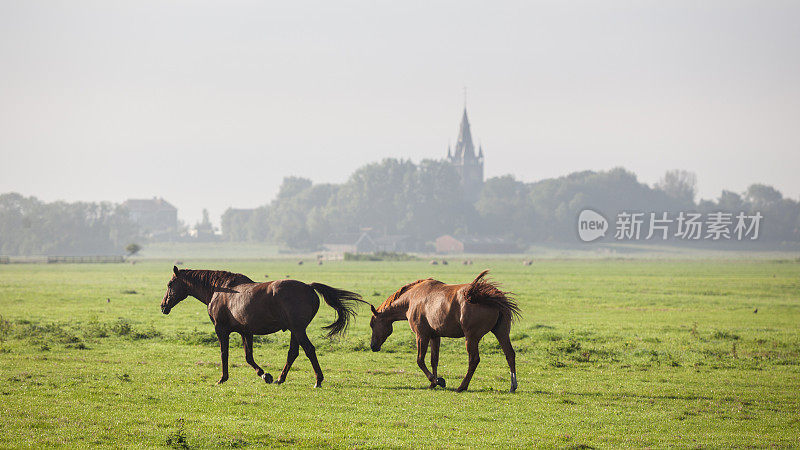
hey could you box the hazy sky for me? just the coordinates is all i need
[1,1,798,226]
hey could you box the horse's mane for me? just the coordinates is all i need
[377,278,432,312]
[465,270,521,322]
[178,269,254,290]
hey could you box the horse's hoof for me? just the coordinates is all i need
[456,386,467,393]
[260,373,273,384]
[216,378,227,385]
[314,381,322,388]
[274,379,284,385]
[436,377,446,388]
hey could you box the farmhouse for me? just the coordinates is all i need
[323,232,378,254]
[122,197,178,238]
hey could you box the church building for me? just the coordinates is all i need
[446,108,485,203]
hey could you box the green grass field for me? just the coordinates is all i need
[1,259,799,448]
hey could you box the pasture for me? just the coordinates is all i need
[0,259,798,448]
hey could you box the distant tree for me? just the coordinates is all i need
[221,208,251,241]
[741,184,797,242]
[277,177,313,200]
[656,170,697,204]
[195,209,214,234]
[125,243,142,256]
[326,158,418,236]
[716,190,745,212]
[745,184,782,206]
[475,175,537,241]
[268,183,337,249]
[400,159,468,241]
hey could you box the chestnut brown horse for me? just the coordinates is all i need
[369,270,520,392]
[160,266,364,387]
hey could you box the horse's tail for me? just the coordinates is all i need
[465,270,522,323]
[309,282,365,338]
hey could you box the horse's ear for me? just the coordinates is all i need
[173,266,180,277]
[370,304,378,316]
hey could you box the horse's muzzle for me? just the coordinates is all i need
[370,344,380,352]
[161,304,171,315]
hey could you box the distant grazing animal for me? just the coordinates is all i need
[160,266,364,387]
[369,270,520,392]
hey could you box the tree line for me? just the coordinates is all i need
[0,193,139,256]
[221,159,800,249]
[1,160,797,255]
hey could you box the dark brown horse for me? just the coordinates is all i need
[369,270,520,392]
[160,266,364,387]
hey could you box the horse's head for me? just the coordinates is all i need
[369,304,393,352]
[160,266,190,314]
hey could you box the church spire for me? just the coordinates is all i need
[455,107,475,159]
[444,99,484,204]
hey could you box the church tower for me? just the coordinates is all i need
[447,107,484,202]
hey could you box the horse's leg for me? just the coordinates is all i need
[295,329,324,388]
[429,336,445,388]
[493,325,517,393]
[415,334,434,386]
[216,329,230,385]
[275,333,300,385]
[242,332,272,384]
[456,335,481,393]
